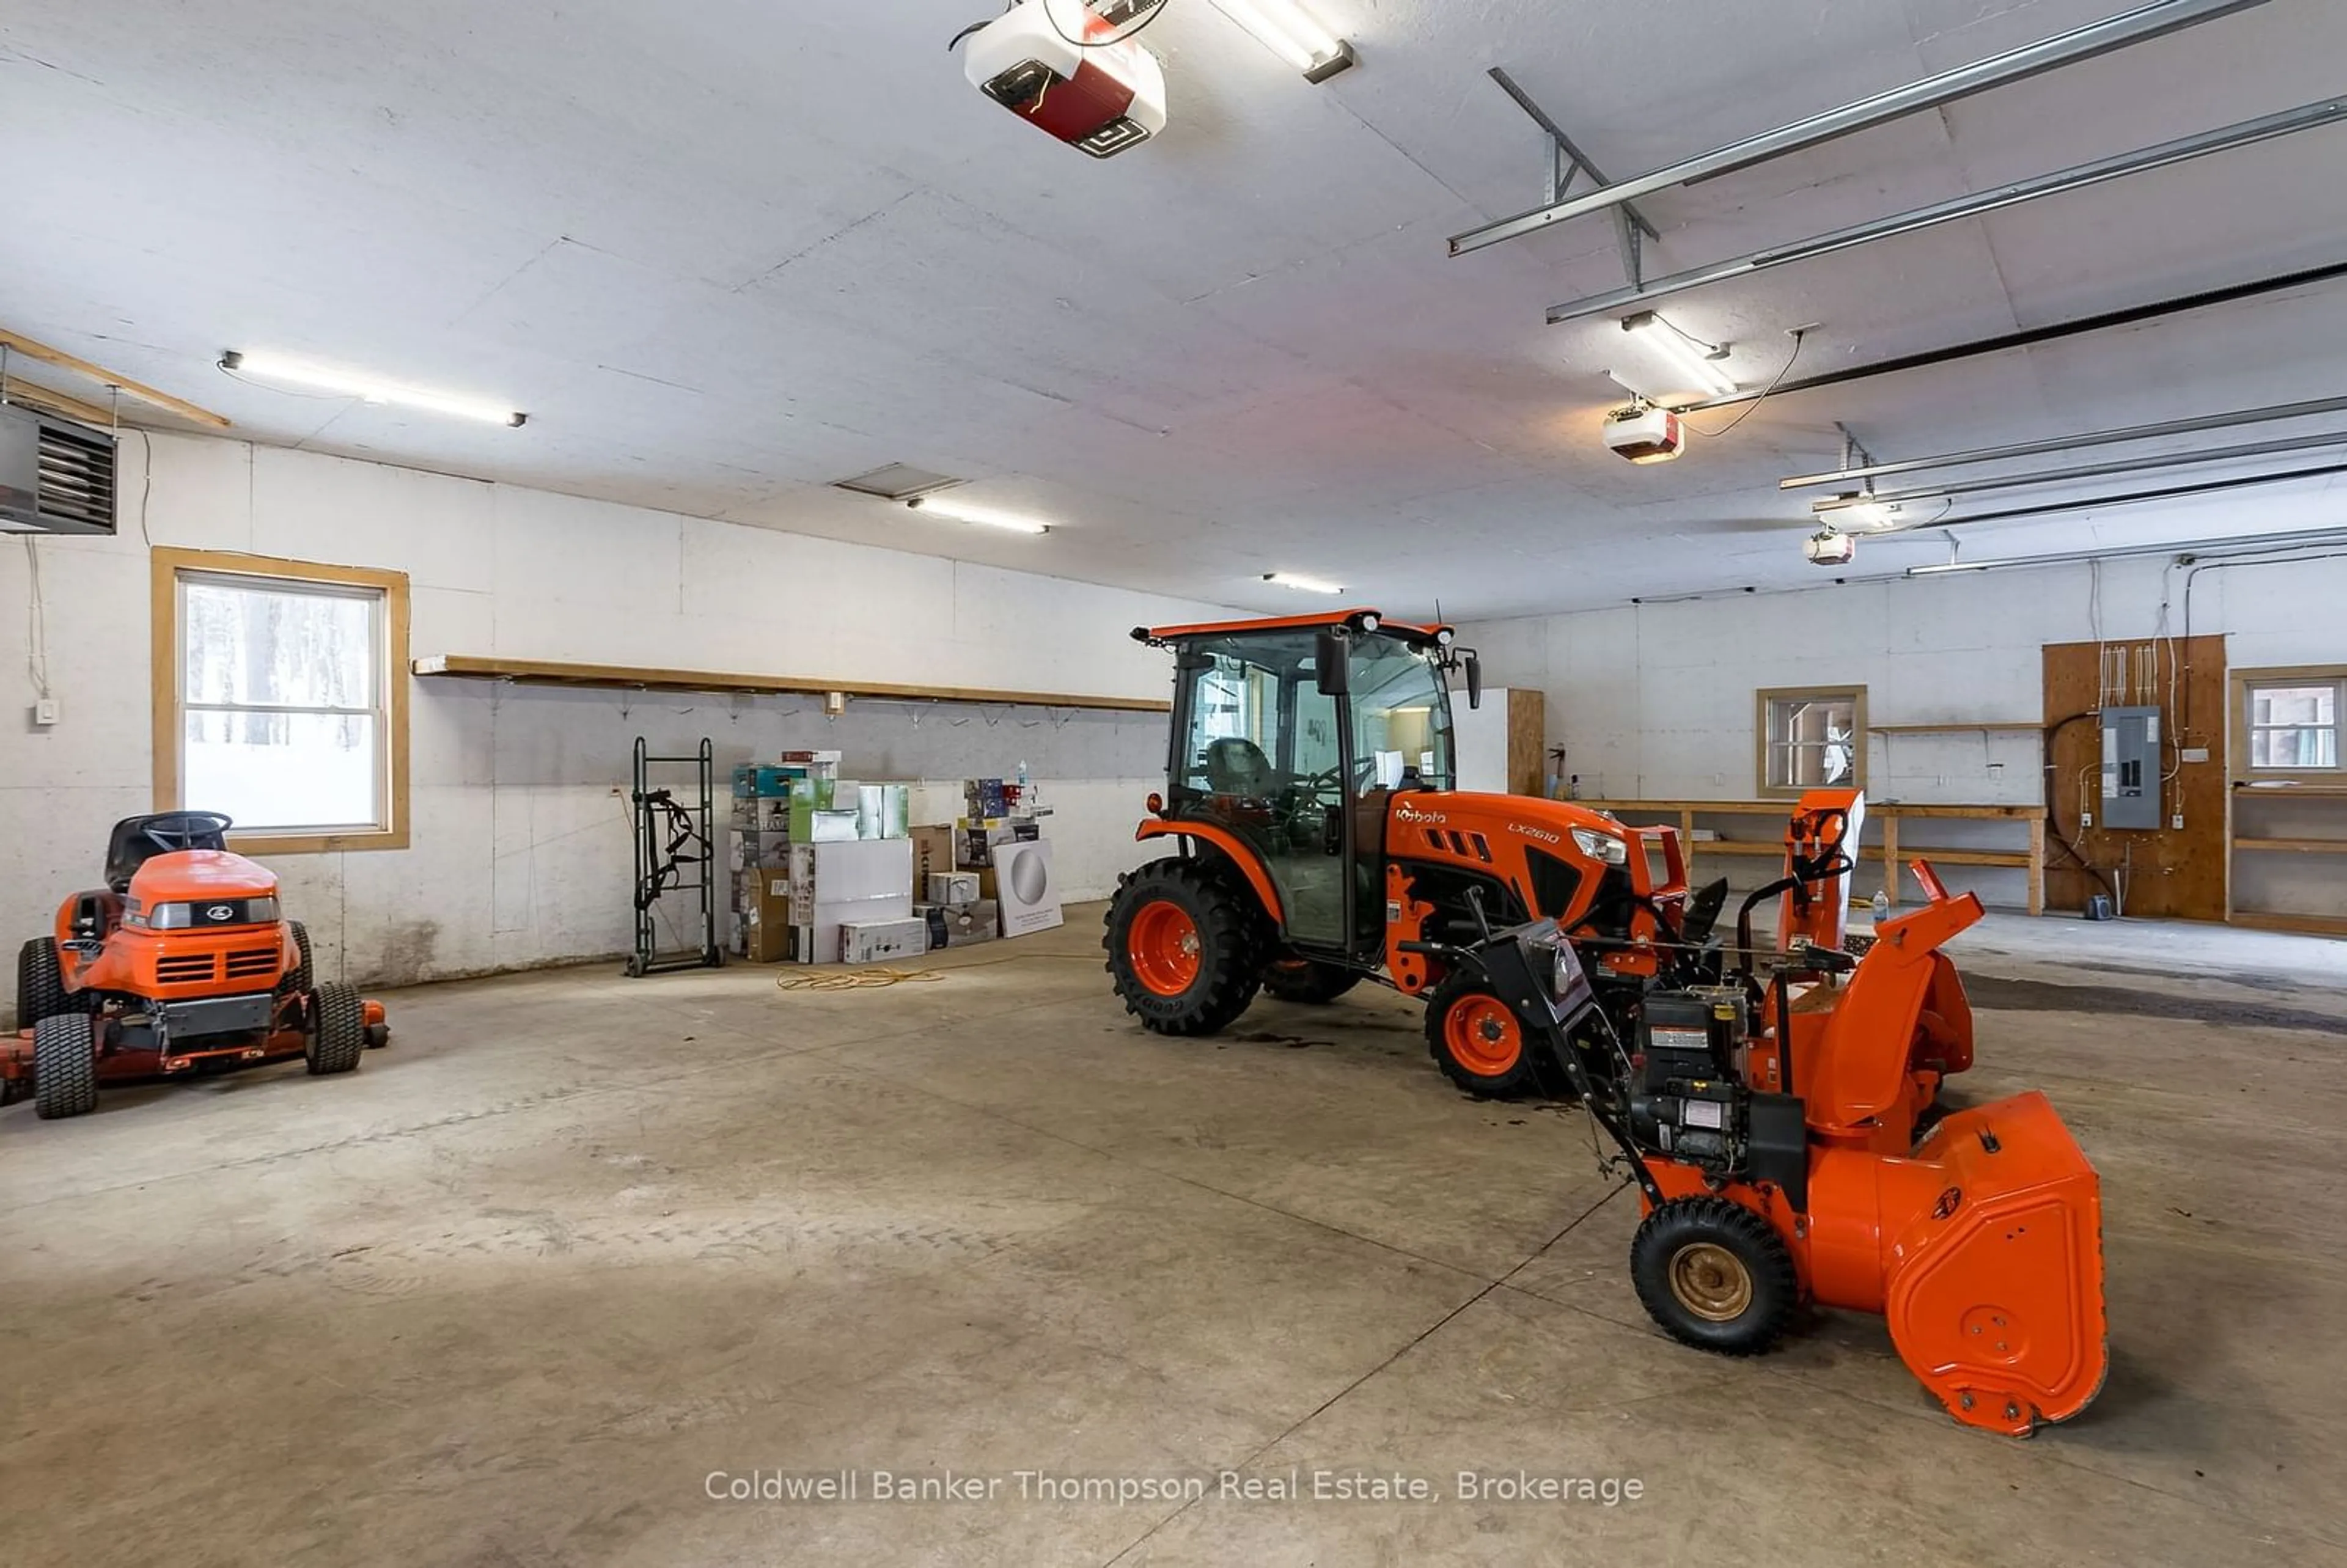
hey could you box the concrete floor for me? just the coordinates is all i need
[4,909,2344,1566]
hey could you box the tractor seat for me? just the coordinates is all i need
[1203,737,1280,798]
[105,811,233,892]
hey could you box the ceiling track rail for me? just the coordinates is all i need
[1785,391,2347,489]
[1673,256,2347,412]
[1814,426,2347,514]
[1447,0,2274,259]
[1545,97,2347,323]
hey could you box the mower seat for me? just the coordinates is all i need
[105,811,232,892]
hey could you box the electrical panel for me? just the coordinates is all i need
[2099,705,2162,831]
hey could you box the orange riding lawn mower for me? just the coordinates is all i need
[7,813,390,1121]
[1104,609,2107,1436]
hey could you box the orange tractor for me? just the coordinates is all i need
[7,812,390,1120]
[1105,610,2107,1432]
[1106,607,1714,1093]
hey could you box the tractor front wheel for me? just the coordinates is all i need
[306,982,367,1076]
[17,937,76,1028]
[1629,1196,1798,1356]
[1262,957,1360,1006]
[1425,976,1544,1098]
[278,920,314,998]
[1103,860,1264,1036]
[32,1011,99,1120]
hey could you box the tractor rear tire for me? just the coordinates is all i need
[17,937,76,1028]
[1425,975,1544,1099]
[33,1011,99,1120]
[1262,957,1360,1005]
[278,920,314,998]
[1103,860,1265,1036]
[306,982,366,1076]
[1630,1196,1798,1357]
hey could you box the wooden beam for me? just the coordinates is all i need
[411,654,1174,716]
[2,379,119,430]
[2232,837,2347,854]
[0,328,230,428]
[2230,910,2347,937]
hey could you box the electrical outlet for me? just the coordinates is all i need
[2081,810,2094,829]
[32,698,59,727]
[2180,746,2211,764]
[2171,813,2185,831]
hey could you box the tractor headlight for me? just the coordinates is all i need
[1571,826,1629,866]
[246,896,280,923]
[148,902,195,929]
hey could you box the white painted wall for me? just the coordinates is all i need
[1,433,1231,1009]
[1459,549,2347,912]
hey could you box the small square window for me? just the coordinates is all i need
[1758,687,1865,796]
[2246,678,2343,773]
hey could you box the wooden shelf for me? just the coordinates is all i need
[2233,837,2347,855]
[2234,783,2347,798]
[1868,722,2043,734]
[2231,910,2347,937]
[411,654,1172,714]
[1585,799,2042,821]
[1684,841,2029,869]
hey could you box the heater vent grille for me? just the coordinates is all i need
[0,404,117,535]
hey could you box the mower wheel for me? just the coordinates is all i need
[306,981,366,1076]
[1262,957,1361,1006]
[1425,976,1544,1099]
[32,1011,99,1120]
[1102,859,1265,1036]
[278,920,314,998]
[17,937,78,1028]
[1630,1196,1797,1357]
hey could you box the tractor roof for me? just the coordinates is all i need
[1133,609,1453,648]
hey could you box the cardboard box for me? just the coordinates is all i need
[920,899,999,948]
[840,917,930,964]
[807,809,862,843]
[856,783,911,841]
[927,871,982,906]
[965,778,1009,819]
[910,825,956,895]
[991,838,1062,937]
[789,839,914,907]
[736,867,794,962]
[732,763,804,799]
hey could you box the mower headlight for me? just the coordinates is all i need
[246,896,281,924]
[1571,826,1629,866]
[148,902,195,929]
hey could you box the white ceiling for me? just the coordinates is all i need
[6,0,2346,618]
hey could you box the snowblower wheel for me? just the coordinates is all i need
[1425,975,1544,1099]
[1102,860,1264,1036]
[306,981,367,1076]
[17,937,78,1028]
[1631,1196,1798,1356]
[1261,956,1360,1005]
[32,1011,99,1120]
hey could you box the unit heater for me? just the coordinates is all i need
[0,403,119,536]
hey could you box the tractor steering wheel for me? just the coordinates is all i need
[143,811,233,855]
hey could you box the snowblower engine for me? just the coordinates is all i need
[1629,988,1809,1204]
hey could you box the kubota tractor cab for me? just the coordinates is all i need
[7,811,389,1120]
[1106,608,1724,1094]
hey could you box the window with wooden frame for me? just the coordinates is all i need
[151,548,410,853]
[2233,665,2345,779]
[1755,686,1867,796]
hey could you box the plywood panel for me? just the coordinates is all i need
[1506,688,1546,797]
[2042,635,2229,921]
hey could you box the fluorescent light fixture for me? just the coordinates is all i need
[1208,0,1357,81]
[1263,571,1343,594]
[1821,492,1904,530]
[1904,526,2347,577]
[1621,312,1738,400]
[905,496,1051,535]
[219,350,526,427]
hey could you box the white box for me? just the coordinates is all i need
[840,917,930,964]
[789,838,915,908]
[927,871,982,906]
[992,838,1063,937]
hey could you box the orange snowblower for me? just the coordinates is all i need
[1400,832,2107,1436]
[6,812,390,1120]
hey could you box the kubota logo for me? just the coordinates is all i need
[1394,802,1447,825]
[1508,823,1562,845]
[206,904,235,921]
